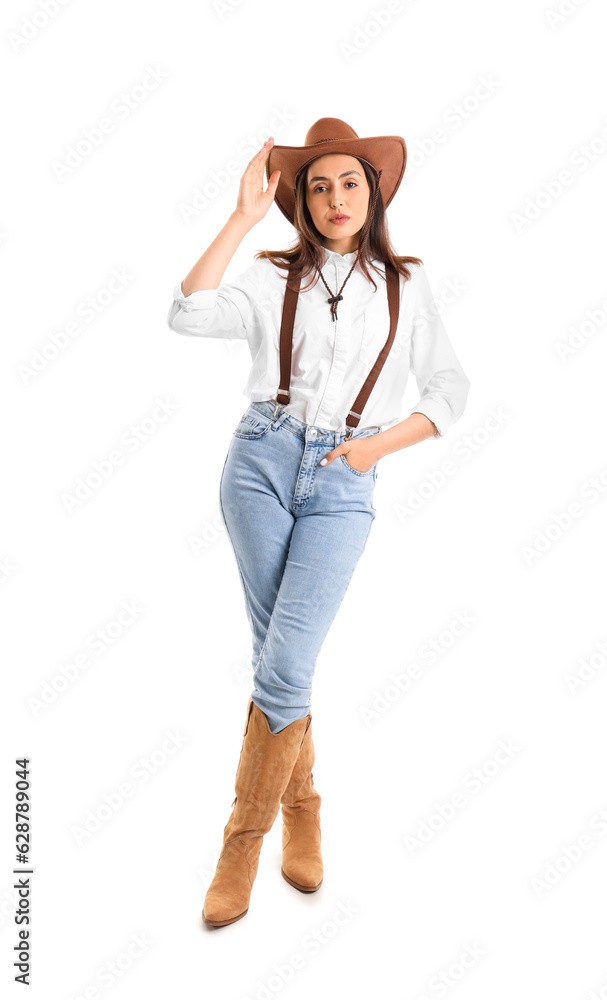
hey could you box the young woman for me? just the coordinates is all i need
[167,118,471,928]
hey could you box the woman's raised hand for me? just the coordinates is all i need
[234,137,281,225]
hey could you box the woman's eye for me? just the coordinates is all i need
[313,181,357,193]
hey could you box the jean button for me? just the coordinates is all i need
[309,428,317,436]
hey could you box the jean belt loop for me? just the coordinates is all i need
[271,408,289,431]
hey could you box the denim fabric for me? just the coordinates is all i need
[219,399,381,734]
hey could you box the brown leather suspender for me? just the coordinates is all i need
[276,267,302,408]
[275,259,400,432]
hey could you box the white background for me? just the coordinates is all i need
[3,0,607,997]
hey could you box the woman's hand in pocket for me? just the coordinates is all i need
[319,437,382,474]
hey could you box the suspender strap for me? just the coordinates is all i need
[345,260,399,428]
[276,271,301,403]
[276,259,400,428]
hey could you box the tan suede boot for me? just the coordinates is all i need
[280,710,323,892]
[203,698,311,927]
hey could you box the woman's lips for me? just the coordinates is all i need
[329,216,350,225]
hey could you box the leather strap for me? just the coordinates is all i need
[276,271,302,403]
[345,260,399,428]
[276,260,400,429]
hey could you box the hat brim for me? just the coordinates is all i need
[266,135,407,226]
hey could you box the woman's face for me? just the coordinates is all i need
[304,153,370,251]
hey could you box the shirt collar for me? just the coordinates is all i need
[322,246,359,263]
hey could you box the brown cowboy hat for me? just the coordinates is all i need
[265,116,407,226]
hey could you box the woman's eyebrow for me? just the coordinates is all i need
[307,170,362,185]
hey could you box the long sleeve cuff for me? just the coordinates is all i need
[167,257,268,339]
[408,386,470,439]
[172,282,219,311]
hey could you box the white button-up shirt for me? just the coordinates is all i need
[167,247,470,436]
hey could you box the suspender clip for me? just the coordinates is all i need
[274,389,290,416]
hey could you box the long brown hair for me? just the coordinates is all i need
[254,155,422,292]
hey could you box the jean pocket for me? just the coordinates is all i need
[339,454,376,477]
[233,410,272,440]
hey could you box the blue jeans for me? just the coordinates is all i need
[219,399,381,734]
